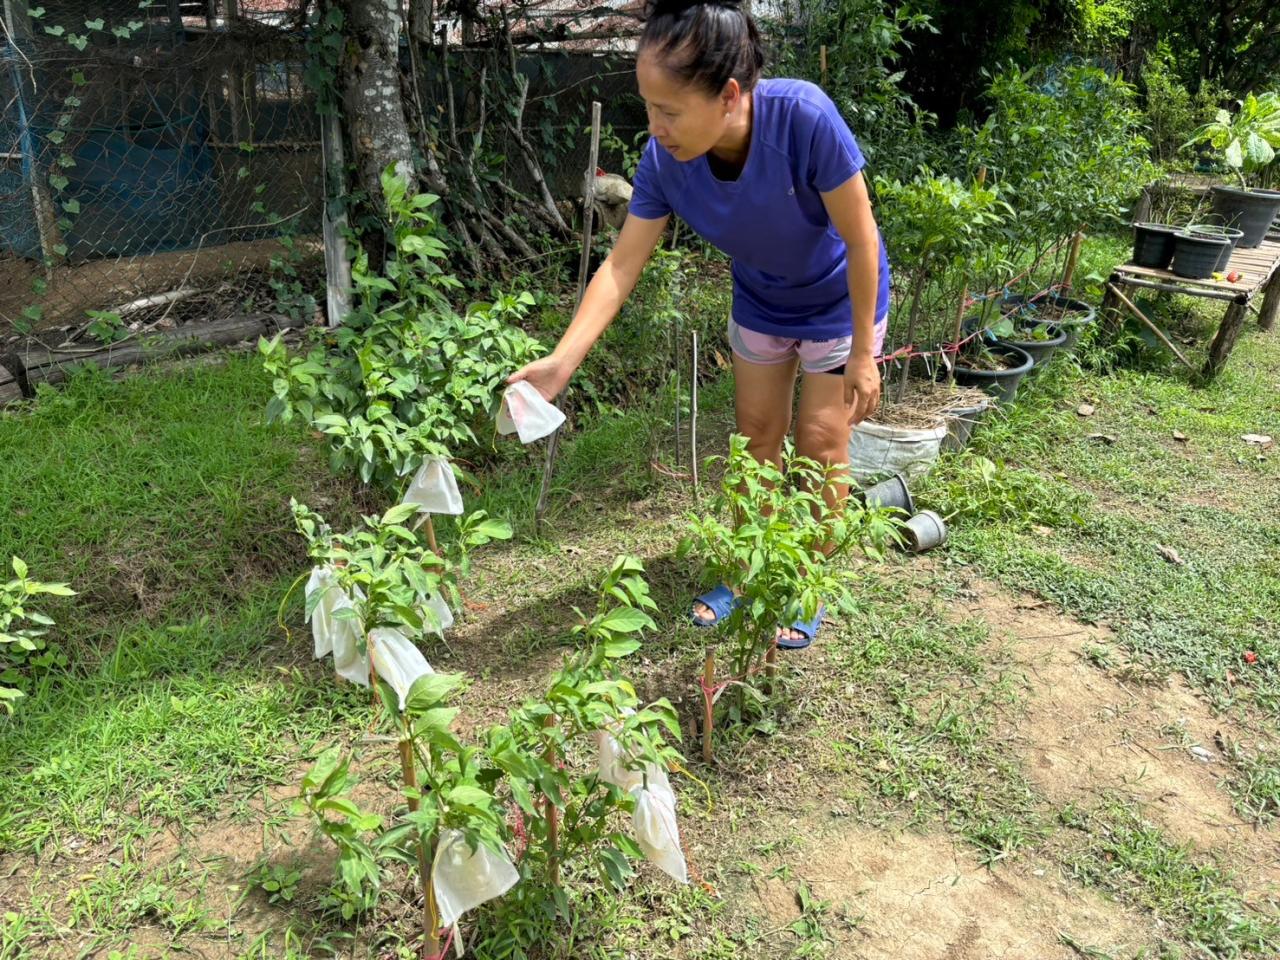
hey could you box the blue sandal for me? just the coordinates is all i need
[777,604,826,651]
[691,584,742,627]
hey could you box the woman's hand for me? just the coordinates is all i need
[507,354,574,402]
[843,353,881,425]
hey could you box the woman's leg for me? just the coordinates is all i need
[693,350,798,623]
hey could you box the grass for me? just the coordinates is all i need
[1063,799,1280,956]
[4,236,1280,957]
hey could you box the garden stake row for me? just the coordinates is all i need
[536,101,602,536]
[398,719,441,958]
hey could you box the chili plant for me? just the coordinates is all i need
[295,556,683,953]
[1,558,75,712]
[680,436,896,762]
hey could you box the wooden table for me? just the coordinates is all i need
[1102,230,1280,377]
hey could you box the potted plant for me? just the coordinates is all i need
[1185,92,1280,247]
[866,170,1011,469]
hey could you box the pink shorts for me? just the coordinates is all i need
[727,317,888,374]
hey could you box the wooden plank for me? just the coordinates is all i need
[1204,301,1249,379]
[1115,264,1262,295]
[15,314,271,389]
[0,362,22,407]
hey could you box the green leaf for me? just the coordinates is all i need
[85,18,104,30]
[601,637,642,659]
[403,672,466,713]
[596,606,653,635]
[12,557,29,579]
[380,502,419,527]
[446,784,493,811]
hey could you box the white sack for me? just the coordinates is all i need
[432,827,520,929]
[847,418,947,483]
[497,381,565,444]
[631,771,687,884]
[367,626,433,710]
[403,456,464,516]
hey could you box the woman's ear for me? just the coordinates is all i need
[720,77,741,116]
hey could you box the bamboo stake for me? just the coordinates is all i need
[536,101,601,536]
[690,330,700,501]
[1061,230,1085,290]
[399,732,439,956]
[947,167,987,385]
[701,649,715,765]
[543,714,560,886]
[820,45,828,87]
[1105,282,1197,370]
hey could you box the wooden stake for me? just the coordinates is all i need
[701,649,715,765]
[543,715,560,887]
[423,515,439,555]
[320,110,353,327]
[1105,283,1196,371]
[820,45,828,87]
[536,101,601,536]
[947,167,987,385]
[1061,230,1085,290]
[690,330,700,500]
[399,734,439,957]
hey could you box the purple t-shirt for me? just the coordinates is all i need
[630,78,891,341]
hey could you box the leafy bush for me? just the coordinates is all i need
[261,169,545,486]
[1185,91,1280,188]
[1,558,74,712]
[917,452,1088,530]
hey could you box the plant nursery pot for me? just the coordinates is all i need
[901,510,948,553]
[996,323,1067,369]
[858,473,915,514]
[952,343,1034,406]
[1170,230,1231,279]
[941,398,992,453]
[1209,185,1280,248]
[1187,224,1245,271]
[1000,292,1097,352]
[1132,222,1178,269]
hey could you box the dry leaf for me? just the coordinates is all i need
[1156,544,1185,565]
[1086,433,1118,444]
[1172,430,1188,442]
[1077,403,1096,417]
[1033,524,1054,537]
[1241,433,1274,447]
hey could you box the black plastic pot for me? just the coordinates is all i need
[962,311,1066,368]
[859,473,915,513]
[952,343,1035,406]
[1187,224,1245,271]
[941,398,992,453]
[1171,230,1231,279]
[1209,185,1280,248]
[994,292,1097,352]
[1132,222,1178,269]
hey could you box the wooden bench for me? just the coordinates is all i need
[1102,231,1280,378]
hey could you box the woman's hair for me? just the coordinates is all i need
[640,0,765,96]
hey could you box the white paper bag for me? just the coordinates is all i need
[497,381,565,444]
[425,591,454,636]
[631,773,687,884]
[432,827,520,929]
[403,456,464,515]
[305,565,367,685]
[367,627,433,709]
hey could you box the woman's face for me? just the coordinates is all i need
[637,52,742,162]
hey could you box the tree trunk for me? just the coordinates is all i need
[338,0,417,210]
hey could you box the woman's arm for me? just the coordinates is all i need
[508,213,670,400]
[821,172,882,425]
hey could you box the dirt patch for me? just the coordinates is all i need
[959,581,1280,894]
[748,825,1155,959]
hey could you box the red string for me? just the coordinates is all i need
[425,924,456,960]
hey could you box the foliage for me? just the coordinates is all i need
[293,557,683,943]
[1140,45,1228,169]
[261,169,544,485]
[1,558,74,713]
[873,170,1010,393]
[765,0,939,175]
[916,452,1089,530]
[1184,92,1280,187]
[681,437,897,688]
[292,500,510,638]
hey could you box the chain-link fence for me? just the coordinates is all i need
[0,2,651,358]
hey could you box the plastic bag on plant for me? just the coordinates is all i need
[367,627,433,710]
[425,591,454,636]
[432,827,520,929]
[497,381,565,444]
[305,566,367,685]
[594,709,650,793]
[402,456,464,516]
[631,767,688,884]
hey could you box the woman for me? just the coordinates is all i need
[509,0,890,648]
